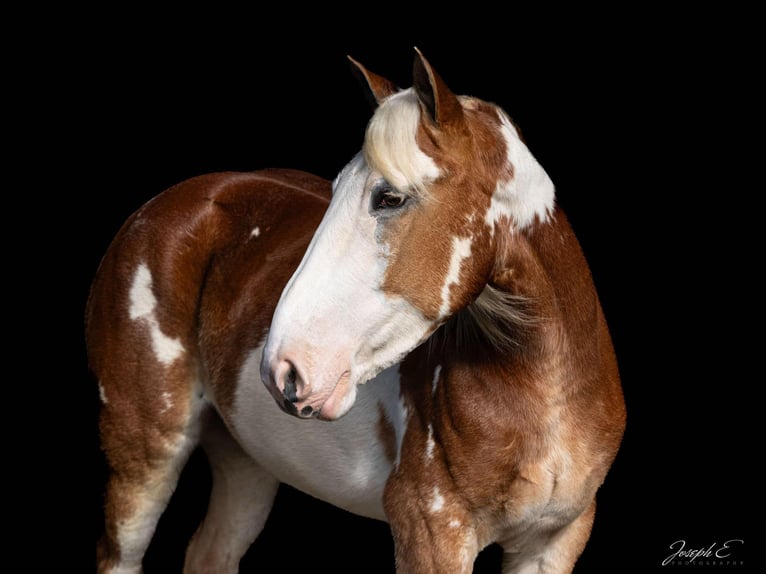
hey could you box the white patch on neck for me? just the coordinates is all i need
[129,263,184,366]
[485,111,555,232]
[250,226,260,238]
[98,383,108,405]
[438,236,473,320]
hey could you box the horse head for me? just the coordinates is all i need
[261,49,554,420]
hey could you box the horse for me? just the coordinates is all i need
[90,49,625,573]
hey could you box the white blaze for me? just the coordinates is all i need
[262,89,449,417]
[264,154,435,408]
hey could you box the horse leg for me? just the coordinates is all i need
[384,475,479,573]
[96,366,205,574]
[183,412,279,574]
[500,499,596,574]
[388,516,479,574]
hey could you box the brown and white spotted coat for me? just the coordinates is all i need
[91,50,625,574]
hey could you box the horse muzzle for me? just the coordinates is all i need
[260,352,356,420]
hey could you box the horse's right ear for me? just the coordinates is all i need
[348,56,399,108]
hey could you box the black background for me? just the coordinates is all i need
[81,12,762,573]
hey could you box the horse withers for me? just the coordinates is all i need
[91,50,625,573]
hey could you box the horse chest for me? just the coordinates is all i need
[223,346,405,521]
[386,357,591,551]
[388,415,587,560]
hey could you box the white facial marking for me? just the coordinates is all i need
[266,153,433,405]
[485,111,555,232]
[425,424,435,461]
[250,226,261,238]
[430,486,445,512]
[129,263,184,366]
[431,364,441,396]
[438,236,473,320]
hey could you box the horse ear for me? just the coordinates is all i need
[348,56,399,107]
[412,47,464,128]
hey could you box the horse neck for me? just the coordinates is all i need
[424,207,596,382]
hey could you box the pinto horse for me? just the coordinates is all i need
[91,50,625,573]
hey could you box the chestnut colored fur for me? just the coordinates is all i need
[90,170,331,572]
[91,52,625,574]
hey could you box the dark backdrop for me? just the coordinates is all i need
[83,15,761,573]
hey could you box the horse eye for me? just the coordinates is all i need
[380,193,406,209]
[372,185,408,211]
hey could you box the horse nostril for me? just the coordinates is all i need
[283,363,298,403]
[300,405,313,417]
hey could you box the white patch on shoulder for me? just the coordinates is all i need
[129,263,184,366]
[486,111,555,232]
[98,383,108,405]
[438,236,472,320]
[250,226,260,238]
[430,486,445,512]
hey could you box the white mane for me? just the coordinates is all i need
[363,88,441,194]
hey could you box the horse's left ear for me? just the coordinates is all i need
[413,47,464,128]
[348,56,399,108]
